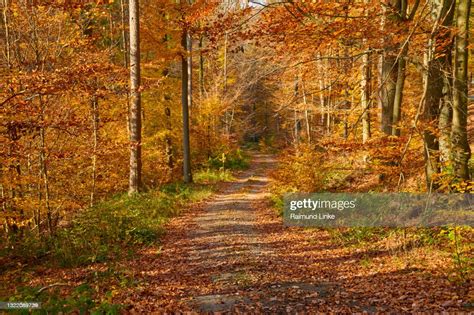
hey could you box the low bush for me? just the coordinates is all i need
[3,183,213,268]
[206,148,250,171]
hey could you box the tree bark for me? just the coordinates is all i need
[181,29,192,183]
[392,47,407,136]
[422,0,455,188]
[361,50,372,143]
[380,0,402,135]
[199,36,205,99]
[90,96,99,206]
[451,0,471,181]
[2,0,11,69]
[38,96,53,234]
[165,107,173,179]
[128,0,142,195]
[302,77,311,143]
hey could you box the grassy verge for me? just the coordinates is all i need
[0,168,234,314]
[206,148,250,170]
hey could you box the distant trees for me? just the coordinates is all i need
[1,2,128,236]
[251,0,472,190]
[1,0,472,240]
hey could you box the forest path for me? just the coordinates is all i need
[124,152,334,312]
[123,152,471,313]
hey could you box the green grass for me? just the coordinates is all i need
[3,182,214,269]
[206,148,250,170]
[7,283,122,315]
[194,168,234,183]
[1,169,233,314]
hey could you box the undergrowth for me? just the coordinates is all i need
[269,144,474,283]
[206,148,250,170]
[0,167,235,314]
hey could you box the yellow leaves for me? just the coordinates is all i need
[450,180,473,193]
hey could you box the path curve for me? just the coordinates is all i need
[123,152,472,313]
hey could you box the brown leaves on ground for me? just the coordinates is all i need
[113,154,472,313]
[2,153,472,313]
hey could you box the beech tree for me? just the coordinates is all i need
[128,0,142,194]
[181,1,193,184]
[451,0,472,181]
[422,0,455,188]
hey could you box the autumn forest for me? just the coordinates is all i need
[1,0,473,313]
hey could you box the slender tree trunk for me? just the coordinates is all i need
[120,0,129,67]
[361,50,372,143]
[302,78,311,143]
[181,29,192,183]
[381,57,397,134]
[165,107,173,179]
[1,184,7,234]
[327,82,332,135]
[318,77,326,126]
[439,88,453,163]
[294,108,299,144]
[120,0,131,137]
[199,36,205,99]
[223,32,228,91]
[392,47,407,136]
[128,0,142,195]
[223,32,231,135]
[90,96,99,206]
[316,52,326,126]
[392,0,412,136]
[38,96,52,234]
[293,77,299,144]
[2,0,11,69]
[451,0,471,181]
[187,32,193,113]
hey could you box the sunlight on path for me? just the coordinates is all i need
[122,152,470,313]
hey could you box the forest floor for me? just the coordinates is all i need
[117,152,473,313]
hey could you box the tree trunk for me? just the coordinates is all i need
[165,107,173,179]
[316,52,326,126]
[451,0,471,181]
[2,0,11,68]
[181,29,192,183]
[90,96,99,206]
[293,77,300,144]
[361,50,371,143]
[380,0,402,135]
[439,89,452,163]
[39,96,53,234]
[128,0,142,195]
[302,78,311,143]
[422,0,455,188]
[199,36,205,99]
[187,31,193,113]
[120,0,129,68]
[381,58,397,134]
[392,47,407,136]
[223,32,231,135]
